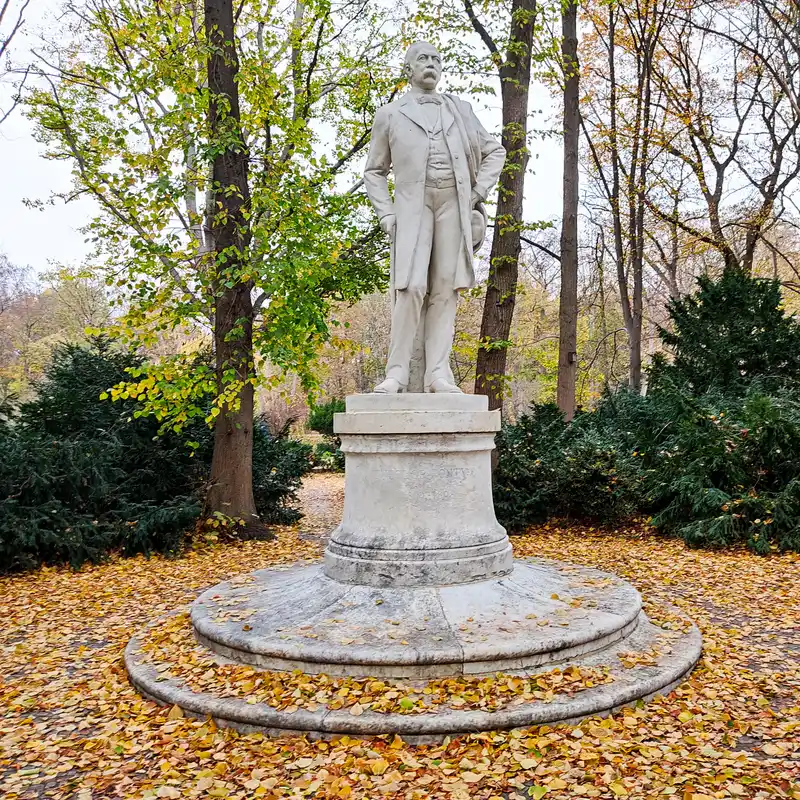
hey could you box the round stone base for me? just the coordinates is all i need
[124,557,702,740]
[190,559,645,678]
[125,603,701,743]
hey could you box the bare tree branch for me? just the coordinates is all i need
[462,0,500,61]
[0,0,31,125]
[36,71,206,314]
[487,223,561,262]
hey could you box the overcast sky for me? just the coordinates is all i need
[0,0,562,276]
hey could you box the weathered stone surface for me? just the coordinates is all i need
[126,607,702,742]
[345,393,486,412]
[191,559,642,678]
[326,393,511,587]
[334,393,499,434]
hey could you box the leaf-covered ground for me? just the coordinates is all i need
[1,473,798,800]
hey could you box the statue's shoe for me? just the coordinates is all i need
[373,377,404,394]
[428,378,463,393]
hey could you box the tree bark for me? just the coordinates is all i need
[627,2,660,393]
[204,0,257,521]
[473,0,536,414]
[556,0,579,421]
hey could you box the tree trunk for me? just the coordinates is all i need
[204,0,257,521]
[474,0,536,414]
[556,0,579,421]
[628,11,658,394]
[207,284,257,520]
[604,5,634,385]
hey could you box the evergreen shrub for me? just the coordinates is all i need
[307,398,345,471]
[635,384,800,554]
[251,419,312,524]
[493,403,638,532]
[307,398,346,437]
[0,340,312,572]
[495,270,800,553]
[653,269,800,395]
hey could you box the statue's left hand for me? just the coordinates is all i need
[379,213,397,238]
[470,189,483,208]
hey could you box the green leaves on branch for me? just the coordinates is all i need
[27,0,402,431]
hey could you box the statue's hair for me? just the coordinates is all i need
[403,41,440,73]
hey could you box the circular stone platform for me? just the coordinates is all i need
[125,557,702,740]
[190,560,643,677]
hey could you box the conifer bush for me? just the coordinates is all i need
[493,404,564,530]
[495,270,800,553]
[0,340,311,572]
[251,419,313,524]
[640,386,800,554]
[307,398,346,471]
[493,403,638,531]
[653,270,800,395]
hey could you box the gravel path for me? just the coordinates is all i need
[295,471,345,540]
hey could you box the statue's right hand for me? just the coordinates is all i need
[380,214,397,238]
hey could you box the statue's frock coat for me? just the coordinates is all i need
[363,93,506,293]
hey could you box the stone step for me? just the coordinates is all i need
[125,603,701,743]
[189,559,644,678]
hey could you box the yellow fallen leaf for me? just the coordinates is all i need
[369,758,389,776]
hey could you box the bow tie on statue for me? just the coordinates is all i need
[416,93,443,105]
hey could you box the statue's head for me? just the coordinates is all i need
[404,41,442,91]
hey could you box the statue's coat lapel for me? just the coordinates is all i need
[441,101,456,133]
[398,93,430,133]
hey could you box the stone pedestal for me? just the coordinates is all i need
[125,393,702,741]
[325,394,512,587]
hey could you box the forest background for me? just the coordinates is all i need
[3,0,798,415]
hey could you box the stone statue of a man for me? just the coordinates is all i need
[364,41,506,394]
